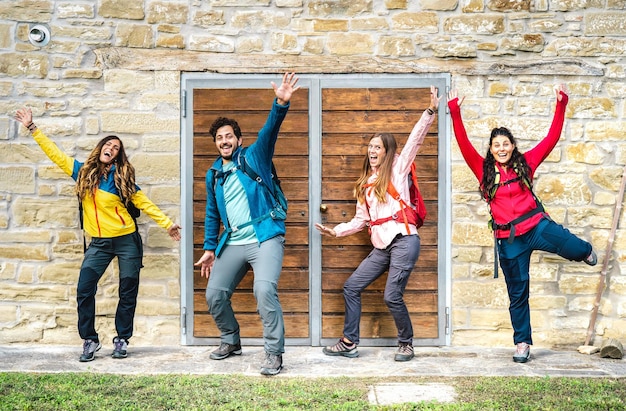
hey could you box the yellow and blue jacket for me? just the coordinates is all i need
[33,129,174,238]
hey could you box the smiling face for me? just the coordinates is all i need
[490,134,515,165]
[215,125,241,161]
[99,138,121,164]
[368,136,387,172]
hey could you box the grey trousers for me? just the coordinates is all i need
[205,236,285,355]
[343,234,420,345]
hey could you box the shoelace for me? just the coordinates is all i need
[398,344,413,355]
[83,340,94,354]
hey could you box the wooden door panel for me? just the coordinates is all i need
[322,88,431,111]
[320,87,439,341]
[192,87,310,340]
[194,88,309,111]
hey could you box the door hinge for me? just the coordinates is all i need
[181,306,187,335]
[445,306,450,335]
[181,90,187,118]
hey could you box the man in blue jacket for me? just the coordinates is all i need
[194,72,300,376]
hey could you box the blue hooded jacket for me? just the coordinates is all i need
[203,99,290,252]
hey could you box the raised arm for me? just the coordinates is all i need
[525,84,569,170]
[397,86,441,175]
[447,89,484,181]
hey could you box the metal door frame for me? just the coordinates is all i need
[180,73,451,346]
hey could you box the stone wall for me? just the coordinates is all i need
[1,0,625,348]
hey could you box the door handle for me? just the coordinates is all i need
[320,204,328,213]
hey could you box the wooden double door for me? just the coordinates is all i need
[184,75,448,346]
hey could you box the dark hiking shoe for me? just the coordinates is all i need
[584,250,598,266]
[394,342,415,362]
[79,339,101,362]
[260,353,283,376]
[210,342,242,360]
[513,342,530,363]
[112,337,128,359]
[322,338,358,358]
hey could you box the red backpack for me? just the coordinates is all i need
[365,162,427,234]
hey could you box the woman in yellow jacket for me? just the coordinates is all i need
[15,108,181,362]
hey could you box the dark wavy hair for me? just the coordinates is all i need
[76,135,136,206]
[355,133,397,204]
[209,117,242,142]
[481,127,532,201]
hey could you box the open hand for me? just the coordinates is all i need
[447,89,465,107]
[315,223,336,237]
[554,84,568,101]
[429,85,442,111]
[272,72,300,106]
[15,107,33,127]
[167,223,182,241]
[194,250,215,278]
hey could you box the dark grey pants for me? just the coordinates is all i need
[342,234,420,345]
[77,231,143,343]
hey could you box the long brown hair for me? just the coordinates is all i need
[354,133,397,204]
[481,127,531,201]
[75,135,136,206]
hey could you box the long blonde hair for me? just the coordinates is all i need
[75,135,136,205]
[354,133,397,204]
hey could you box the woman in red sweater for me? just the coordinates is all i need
[447,84,597,363]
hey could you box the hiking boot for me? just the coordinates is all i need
[79,339,101,362]
[260,353,283,376]
[112,337,128,359]
[394,342,414,362]
[209,342,242,360]
[584,250,598,266]
[513,342,530,363]
[322,338,358,358]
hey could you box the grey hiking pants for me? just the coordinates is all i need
[205,236,285,355]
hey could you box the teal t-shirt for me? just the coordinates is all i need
[222,162,257,245]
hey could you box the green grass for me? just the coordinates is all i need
[1,373,624,410]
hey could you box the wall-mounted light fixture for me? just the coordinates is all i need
[28,24,50,47]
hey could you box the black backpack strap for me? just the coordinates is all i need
[237,147,277,196]
[77,195,87,253]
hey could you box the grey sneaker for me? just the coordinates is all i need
[584,250,598,266]
[394,342,414,362]
[210,342,242,360]
[260,353,283,376]
[513,342,530,363]
[322,338,358,358]
[79,339,101,362]
[112,337,128,359]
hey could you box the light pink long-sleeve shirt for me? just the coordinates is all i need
[333,110,436,249]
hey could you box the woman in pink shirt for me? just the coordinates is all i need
[447,84,597,363]
[316,86,441,362]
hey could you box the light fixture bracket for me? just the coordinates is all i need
[29,24,50,47]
